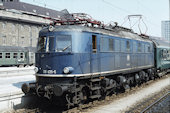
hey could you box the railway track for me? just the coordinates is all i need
[141,92,169,113]
[126,87,169,113]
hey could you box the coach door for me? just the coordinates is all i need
[90,35,101,74]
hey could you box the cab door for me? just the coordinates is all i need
[90,35,101,74]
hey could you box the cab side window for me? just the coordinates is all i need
[126,40,130,52]
[133,41,137,53]
[92,35,97,53]
[138,43,142,52]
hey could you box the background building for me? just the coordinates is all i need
[161,20,170,41]
[0,0,66,47]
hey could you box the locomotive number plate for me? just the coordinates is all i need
[43,70,57,74]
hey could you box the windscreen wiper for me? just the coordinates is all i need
[62,44,71,52]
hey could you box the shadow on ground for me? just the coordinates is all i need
[13,94,65,113]
[12,81,34,88]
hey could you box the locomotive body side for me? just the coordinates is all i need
[35,25,154,78]
[22,25,157,107]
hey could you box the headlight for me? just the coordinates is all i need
[34,67,39,73]
[63,67,74,74]
[49,25,54,32]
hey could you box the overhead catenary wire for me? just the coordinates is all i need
[135,0,162,36]
[102,0,149,34]
[102,0,161,36]
[135,0,160,28]
[32,0,162,37]
[136,0,155,16]
[102,0,133,14]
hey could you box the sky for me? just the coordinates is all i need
[21,0,169,37]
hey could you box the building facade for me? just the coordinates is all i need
[0,0,65,47]
[161,20,170,41]
[0,9,51,47]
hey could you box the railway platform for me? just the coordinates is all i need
[0,66,35,112]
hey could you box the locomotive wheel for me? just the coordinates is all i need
[80,87,89,104]
[145,73,149,82]
[36,85,45,97]
[66,94,74,109]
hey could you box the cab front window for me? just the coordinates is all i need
[56,35,71,52]
[37,35,72,52]
[37,36,47,52]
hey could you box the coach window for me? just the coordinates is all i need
[92,35,97,53]
[20,53,23,58]
[0,53,2,58]
[5,53,10,58]
[138,43,142,52]
[126,40,130,52]
[168,50,170,60]
[13,53,18,58]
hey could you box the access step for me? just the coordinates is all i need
[89,95,101,99]
[90,78,101,82]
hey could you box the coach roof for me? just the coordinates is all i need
[0,46,26,52]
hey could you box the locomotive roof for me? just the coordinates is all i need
[40,25,152,43]
[0,46,27,52]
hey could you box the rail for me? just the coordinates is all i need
[140,92,169,113]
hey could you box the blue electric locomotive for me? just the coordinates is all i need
[36,25,154,76]
[22,14,163,107]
